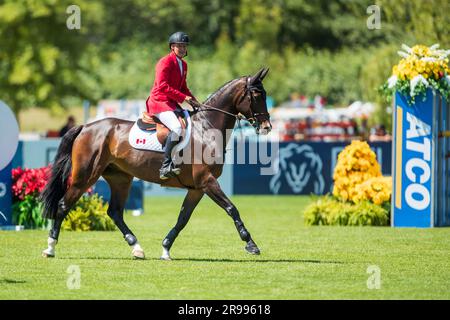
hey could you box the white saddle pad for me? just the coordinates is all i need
[128,110,192,153]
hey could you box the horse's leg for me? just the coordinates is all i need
[42,184,88,257]
[42,129,110,258]
[103,169,145,259]
[161,189,204,260]
[203,175,260,255]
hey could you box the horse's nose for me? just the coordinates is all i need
[260,120,272,134]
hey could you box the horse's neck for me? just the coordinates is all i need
[193,87,239,145]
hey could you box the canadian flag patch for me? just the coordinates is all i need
[136,138,146,144]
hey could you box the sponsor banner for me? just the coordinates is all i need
[392,90,437,227]
[0,162,13,226]
[232,140,391,195]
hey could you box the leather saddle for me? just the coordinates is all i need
[137,110,187,145]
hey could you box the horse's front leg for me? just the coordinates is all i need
[202,175,260,255]
[161,189,204,260]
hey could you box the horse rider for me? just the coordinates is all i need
[146,31,201,180]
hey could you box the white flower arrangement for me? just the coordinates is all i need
[382,44,450,104]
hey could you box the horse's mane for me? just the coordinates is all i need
[203,76,246,106]
[191,76,246,129]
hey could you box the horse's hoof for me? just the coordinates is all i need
[245,242,261,255]
[161,246,172,260]
[42,251,55,258]
[132,250,145,260]
[160,254,172,261]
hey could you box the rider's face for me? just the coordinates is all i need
[171,43,188,58]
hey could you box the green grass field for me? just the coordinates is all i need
[1,195,449,299]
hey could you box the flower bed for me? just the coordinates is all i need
[304,195,390,226]
[304,140,392,226]
[11,165,115,231]
[12,166,51,229]
[332,140,382,203]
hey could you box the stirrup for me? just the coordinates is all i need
[171,163,181,175]
[159,168,173,180]
[159,165,180,180]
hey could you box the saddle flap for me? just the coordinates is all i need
[129,110,192,153]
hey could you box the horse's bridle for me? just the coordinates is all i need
[195,77,270,130]
[242,77,270,129]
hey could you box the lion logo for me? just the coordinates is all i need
[0,182,6,197]
[269,144,325,194]
[0,210,7,223]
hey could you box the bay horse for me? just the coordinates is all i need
[40,67,271,260]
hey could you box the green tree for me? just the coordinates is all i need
[0,0,103,117]
[379,0,450,48]
[235,0,283,50]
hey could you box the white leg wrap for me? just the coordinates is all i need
[161,247,171,260]
[42,237,57,257]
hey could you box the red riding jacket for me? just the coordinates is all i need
[146,51,196,115]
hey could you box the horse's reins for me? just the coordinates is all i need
[195,102,246,121]
[193,77,270,133]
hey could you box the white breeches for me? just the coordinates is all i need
[155,111,182,139]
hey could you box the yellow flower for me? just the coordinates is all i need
[389,44,450,81]
[340,190,349,201]
[333,140,384,203]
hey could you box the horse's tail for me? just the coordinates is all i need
[40,125,83,219]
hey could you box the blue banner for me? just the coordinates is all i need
[92,179,144,211]
[233,140,391,195]
[0,162,13,226]
[392,90,435,227]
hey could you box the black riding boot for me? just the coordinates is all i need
[159,134,181,180]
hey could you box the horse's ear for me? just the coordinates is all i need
[260,67,269,81]
[250,68,265,84]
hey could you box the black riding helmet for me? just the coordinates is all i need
[169,31,189,48]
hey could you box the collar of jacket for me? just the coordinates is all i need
[169,51,184,63]
[169,51,185,77]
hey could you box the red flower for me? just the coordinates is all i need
[11,165,52,201]
[12,167,23,180]
[439,71,444,78]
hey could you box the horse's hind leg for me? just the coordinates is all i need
[42,182,93,257]
[42,143,110,258]
[102,168,145,260]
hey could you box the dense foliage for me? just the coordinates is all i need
[62,194,115,232]
[303,195,390,226]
